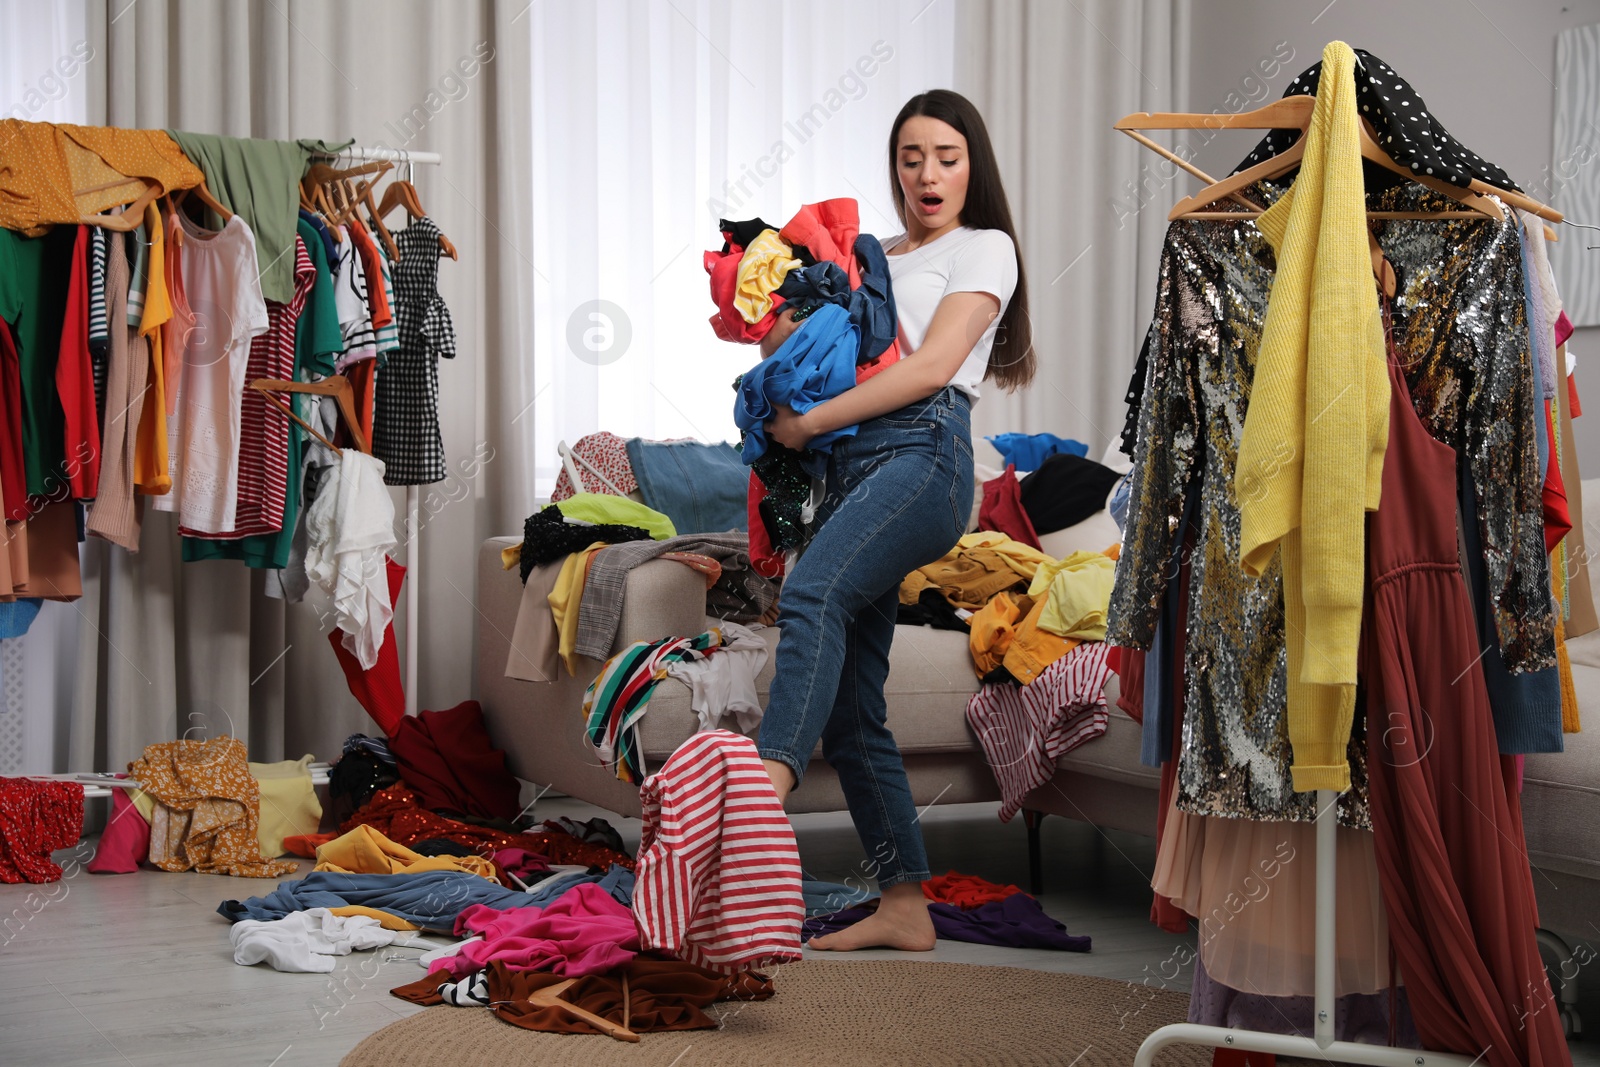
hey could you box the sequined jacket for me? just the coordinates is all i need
[1108,183,1552,821]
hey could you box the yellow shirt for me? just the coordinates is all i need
[734,229,802,324]
[1027,550,1118,642]
[550,542,608,675]
[0,121,201,235]
[1235,41,1389,792]
[133,203,172,494]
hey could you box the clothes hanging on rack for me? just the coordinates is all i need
[1361,322,1569,1067]
[0,121,202,235]
[375,216,457,485]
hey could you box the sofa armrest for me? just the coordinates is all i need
[615,558,713,649]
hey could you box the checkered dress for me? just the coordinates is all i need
[374,217,456,485]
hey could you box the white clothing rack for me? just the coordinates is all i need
[317,141,445,717]
[1134,789,1481,1067]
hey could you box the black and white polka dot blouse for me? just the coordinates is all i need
[1231,49,1522,192]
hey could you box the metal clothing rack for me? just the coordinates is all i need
[311,142,445,717]
[1134,789,1481,1067]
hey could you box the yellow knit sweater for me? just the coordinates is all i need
[1236,41,1389,793]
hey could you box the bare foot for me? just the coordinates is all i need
[808,885,936,952]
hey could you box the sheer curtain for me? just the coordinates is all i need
[955,0,1191,455]
[528,0,956,496]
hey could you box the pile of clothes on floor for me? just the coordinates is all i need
[211,722,1091,1039]
[501,490,778,684]
[898,431,1131,823]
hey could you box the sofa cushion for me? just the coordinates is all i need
[1522,656,1600,881]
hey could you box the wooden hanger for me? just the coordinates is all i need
[250,376,370,455]
[524,976,639,1042]
[376,155,458,260]
[79,179,161,232]
[1119,96,1562,235]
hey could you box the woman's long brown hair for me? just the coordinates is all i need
[888,89,1034,391]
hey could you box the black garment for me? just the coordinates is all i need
[772,234,898,365]
[897,587,970,632]
[410,838,478,858]
[328,749,401,828]
[1018,454,1120,534]
[519,504,652,581]
[542,815,627,855]
[718,217,778,253]
[1233,49,1521,192]
[342,733,397,766]
[375,216,458,485]
[1119,328,1153,459]
[751,447,812,553]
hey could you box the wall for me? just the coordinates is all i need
[1186,0,1600,475]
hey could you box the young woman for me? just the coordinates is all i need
[756,89,1034,951]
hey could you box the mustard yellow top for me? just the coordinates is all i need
[1235,41,1389,793]
[734,229,802,324]
[133,202,173,495]
[0,121,202,235]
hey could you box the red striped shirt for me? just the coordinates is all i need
[966,642,1114,822]
[632,730,803,973]
[179,239,312,540]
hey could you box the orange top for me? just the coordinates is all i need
[0,121,202,235]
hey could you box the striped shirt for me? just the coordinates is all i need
[583,631,722,783]
[633,729,803,973]
[966,641,1115,822]
[179,238,313,540]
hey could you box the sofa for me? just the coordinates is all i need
[472,517,1600,974]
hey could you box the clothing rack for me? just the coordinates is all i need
[1134,790,1480,1066]
[316,142,444,718]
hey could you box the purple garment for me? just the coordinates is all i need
[804,893,1090,952]
[1189,955,1419,1047]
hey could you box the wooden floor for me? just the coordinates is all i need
[0,795,1594,1066]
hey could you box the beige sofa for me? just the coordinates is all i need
[472,534,1600,958]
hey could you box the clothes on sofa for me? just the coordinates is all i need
[128,737,297,878]
[900,532,1050,613]
[550,430,639,502]
[633,729,804,973]
[967,642,1114,821]
[0,776,84,883]
[574,532,777,661]
[506,559,564,682]
[624,438,747,535]
[1027,549,1118,641]
[985,432,1088,472]
[663,621,769,734]
[519,502,651,581]
[895,586,970,631]
[584,631,724,783]
[1017,453,1121,535]
[977,464,1040,548]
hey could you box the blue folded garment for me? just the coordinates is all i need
[985,432,1089,472]
[735,303,859,465]
[217,864,636,927]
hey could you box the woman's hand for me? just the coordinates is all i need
[765,404,817,452]
[759,306,801,358]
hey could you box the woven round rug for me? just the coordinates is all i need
[341,960,1212,1067]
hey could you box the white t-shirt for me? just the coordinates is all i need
[882,226,1018,401]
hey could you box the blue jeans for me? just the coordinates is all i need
[758,387,974,888]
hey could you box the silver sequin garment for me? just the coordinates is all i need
[1108,181,1552,823]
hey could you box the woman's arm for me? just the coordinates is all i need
[766,289,1001,450]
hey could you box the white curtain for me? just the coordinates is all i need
[1,0,536,774]
[0,1,92,776]
[529,0,956,496]
[954,0,1191,456]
